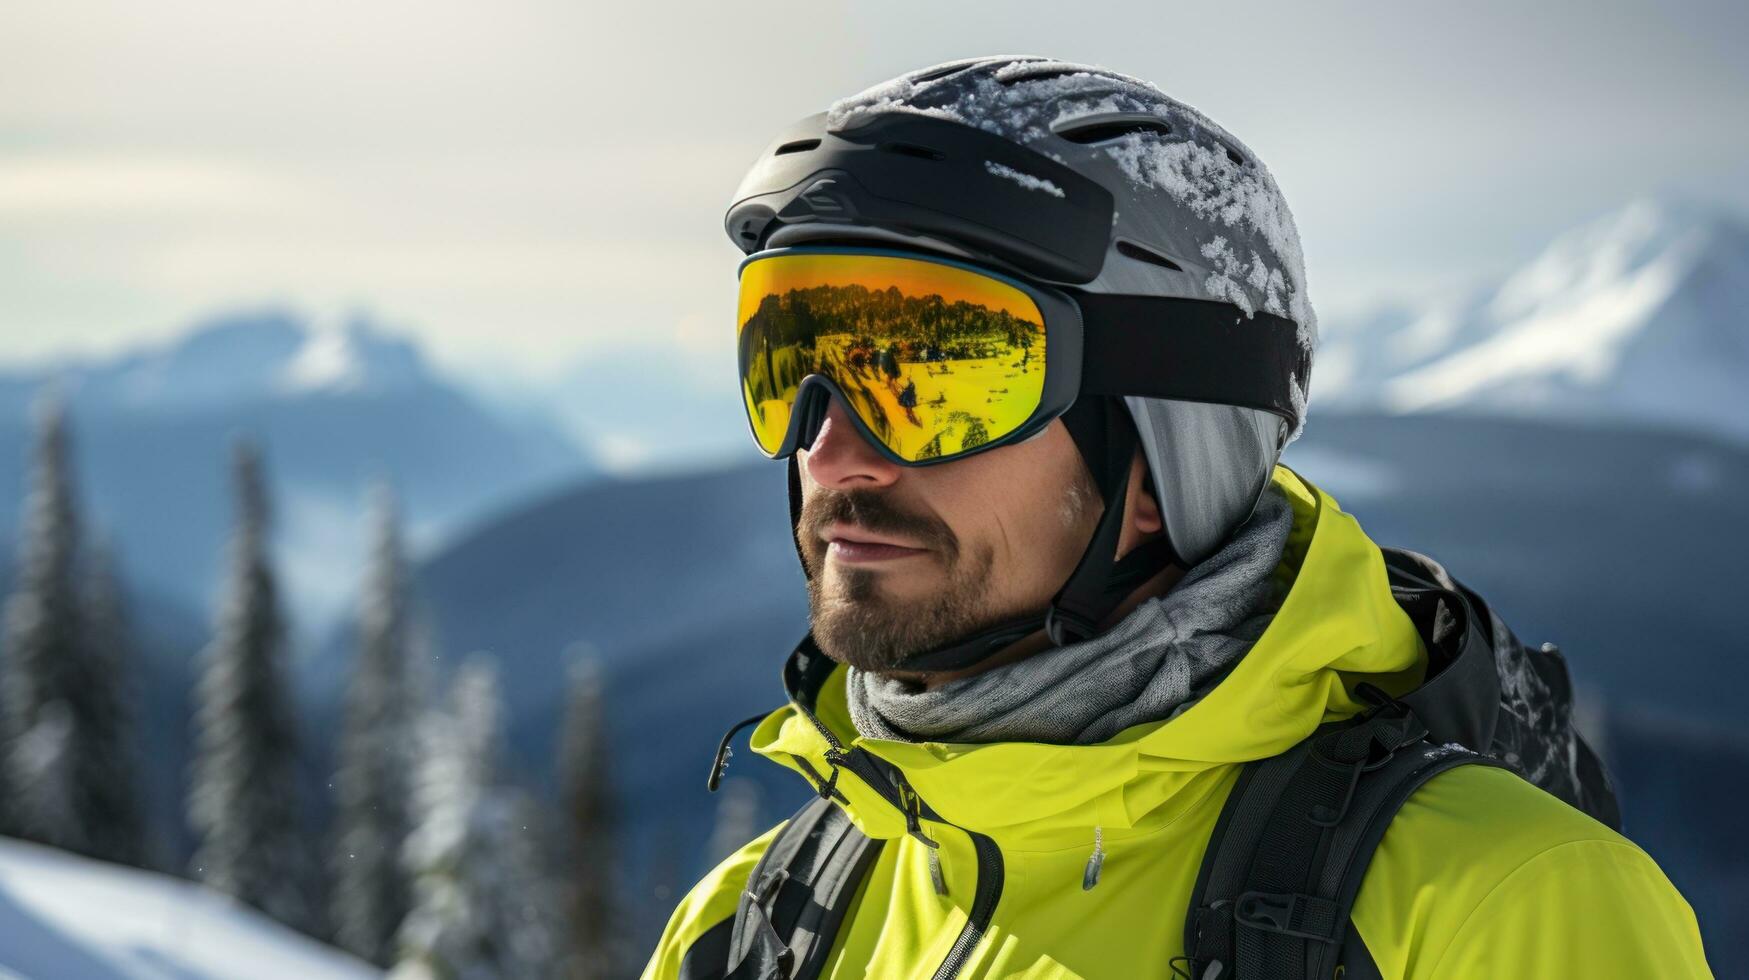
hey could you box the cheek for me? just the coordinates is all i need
[943,444,1093,590]
[1013,479,1094,582]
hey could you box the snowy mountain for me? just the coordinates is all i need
[0,311,430,419]
[0,308,593,629]
[1317,199,1749,442]
[0,836,377,979]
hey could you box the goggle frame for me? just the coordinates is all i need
[734,244,1087,468]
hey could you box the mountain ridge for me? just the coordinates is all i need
[1316,197,1749,442]
[0,307,595,631]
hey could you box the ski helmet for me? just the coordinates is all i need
[725,56,1316,669]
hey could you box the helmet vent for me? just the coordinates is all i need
[1053,116,1172,145]
[880,141,945,161]
[1218,141,1248,166]
[912,61,981,83]
[1115,239,1183,272]
[998,65,1083,86]
[775,138,821,156]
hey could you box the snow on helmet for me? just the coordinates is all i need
[727,56,1316,573]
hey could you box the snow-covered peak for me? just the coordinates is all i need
[279,325,368,394]
[1489,198,1715,323]
[1317,198,1749,442]
[273,316,429,397]
[41,309,436,413]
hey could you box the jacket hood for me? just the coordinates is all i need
[748,465,1428,850]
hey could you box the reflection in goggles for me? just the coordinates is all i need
[738,253,1047,463]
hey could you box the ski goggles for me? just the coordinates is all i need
[736,246,1083,465]
[735,245,1310,466]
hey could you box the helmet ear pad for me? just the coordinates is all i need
[1125,398,1281,568]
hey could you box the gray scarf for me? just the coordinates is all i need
[846,484,1294,745]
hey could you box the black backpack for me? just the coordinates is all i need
[709,547,1621,980]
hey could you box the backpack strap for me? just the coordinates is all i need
[1184,698,1508,980]
[725,795,883,980]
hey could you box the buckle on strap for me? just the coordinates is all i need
[1234,890,1341,943]
[1307,698,1429,827]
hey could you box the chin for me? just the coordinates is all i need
[824,566,936,604]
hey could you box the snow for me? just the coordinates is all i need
[982,160,1064,197]
[823,57,1318,353]
[1102,132,1308,336]
[1382,204,1700,412]
[1421,741,1473,762]
[280,325,367,393]
[394,661,562,978]
[1318,198,1749,444]
[0,836,378,979]
[10,706,77,848]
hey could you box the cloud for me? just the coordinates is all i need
[0,154,322,218]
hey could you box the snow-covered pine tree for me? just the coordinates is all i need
[330,482,419,966]
[0,397,85,850]
[77,539,148,868]
[0,397,146,865]
[392,657,563,980]
[187,441,317,934]
[556,655,620,979]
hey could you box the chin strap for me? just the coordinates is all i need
[786,395,1181,675]
[1042,393,1179,646]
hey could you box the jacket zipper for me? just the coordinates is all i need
[790,699,1007,980]
[929,828,1004,980]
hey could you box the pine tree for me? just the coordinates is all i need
[78,539,147,867]
[556,655,620,979]
[2,398,145,866]
[1,397,85,850]
[392,657,562,980]
[331,483,419,966]
[187,441,316,933]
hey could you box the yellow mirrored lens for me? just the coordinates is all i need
[737,252,1047,462]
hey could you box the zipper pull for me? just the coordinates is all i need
[1082,826,1105,891]
[899,783,949,896]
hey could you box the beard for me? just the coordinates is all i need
[798,487,1002,672]
[796,441,1106,672]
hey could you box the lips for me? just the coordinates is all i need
[823,522,921,549]
[822,523,929,563]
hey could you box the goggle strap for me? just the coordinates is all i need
[1078,294,1310,425]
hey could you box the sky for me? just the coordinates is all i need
[3,0,1746,380]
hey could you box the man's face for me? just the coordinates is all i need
[796,398,1101,672]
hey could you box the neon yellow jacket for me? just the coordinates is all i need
[642,466,1712,979]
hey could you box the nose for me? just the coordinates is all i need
[801,398,903,490]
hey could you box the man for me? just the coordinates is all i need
[643,57,1711,979]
